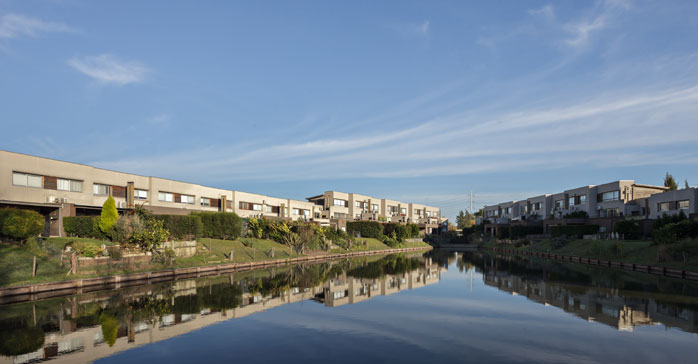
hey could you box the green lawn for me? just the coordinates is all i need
[0,236,431,288]
[484,238,698,271]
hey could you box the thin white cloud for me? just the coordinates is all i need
[563,0,630,49]
[416,20,430,35]
[147,114,171,125]
[67,54,148,85]
[528,4,555,20]
[0,13,74,39]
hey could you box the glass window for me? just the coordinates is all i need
[355,201,361,207]
[303,209,310,216]
[181,195,194,204]
[28,174,42,188]
[400,208,406,214]
[602,191,620,202]
[555,200,564,208]
[372,204,378,211]
[579,195,586,204]
[201,198,211,206]
[252,204,262,211]
[57,178,70,191]
[93,184,109,196]
[12,172,27,186]
[678,200,690,210]
[334,199,346,207]
[135,189,148,199]
[70,180,82,192]
[159,192,173,202]
[568,197,575,206]
[292,208,300,215]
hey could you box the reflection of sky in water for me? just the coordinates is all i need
[98,258,698,364]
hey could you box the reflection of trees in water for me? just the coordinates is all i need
[0,254,430,356]
[347,255,421,279]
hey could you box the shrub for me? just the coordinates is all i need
[613,220,642,240]
[550,225,599,238]
[408,223,420,238]
[63,216,106,239]
[99,195,119,237]
[71,240,102,257]
[107,245,123,259]
[130,218,169,251]
[563,211,588,219]
[0,327,44,356]
[496,226,510,239]
[346,221,383,238]
[653,211,687,230]
[653,219,698,245]
[0,208,44,241]
[550,236,569,250]
[509,225,544,239]
[112,214,144,244]
[383,223,409,242]
[154,215,203,240]
[193,212,242,240]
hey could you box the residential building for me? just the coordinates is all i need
[648,188,698,219]
[1,150,441,236]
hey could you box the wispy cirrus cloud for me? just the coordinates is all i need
[67,54,148,85]
[0,13,74,39]
[563,0,630,49]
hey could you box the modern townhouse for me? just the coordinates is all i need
[648,187,698,219]
[481,180,669,236]
[1,150,442,237]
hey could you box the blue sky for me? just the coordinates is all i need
[2,0,698,220]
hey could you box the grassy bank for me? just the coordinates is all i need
[0,237,431,288]
[481,238,698,272]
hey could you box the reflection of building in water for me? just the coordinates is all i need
[481,269,697,333]
[320,262,443,307]
[0,259,442,364]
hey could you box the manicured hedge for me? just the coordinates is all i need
[0,208,44,241]
[346,221,383,238]
[550,224,599,238]
[63,216,107,239]
[193,212,242,240]
[154,214,203,240]
[509,225,544,239]
[613,220,642,240]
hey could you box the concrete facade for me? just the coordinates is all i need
[648,187,698,219]
[1,150,442,236]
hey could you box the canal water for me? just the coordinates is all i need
[1,250,697,363]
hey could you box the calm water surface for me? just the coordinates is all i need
[1,250,697,363]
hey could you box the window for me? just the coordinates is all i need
[135,189,148,200]
[181,195,194,204]
[600,190,620,202]
[372,204,378,212]
[678,200,690,210]
[57,178,82,192]
[12,172,42,188]
[400,208,406,215]
[568,197,575,206]
[159,192,173,202]
[579,195,587,204]
[658,202,671,212]
[533,202,542,211]
[334,199,347,207]
[426,211,431,217]
[303,209,310,216]
[93,183,109,196]
[252,204,262,211]
[355,201,361,208]
[555,200,564,209]
[293,208,300,215]
[201,197,211,207]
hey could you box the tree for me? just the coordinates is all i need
[0,209,44,242]
[685,180,690,189]
[99,195,119,237]
[664,172,678,191]
[456,210,475,229]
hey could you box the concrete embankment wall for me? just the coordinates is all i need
[0,246,432,304]
[481,246,698,281]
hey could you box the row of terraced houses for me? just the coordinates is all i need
[480,180,698,235]
[0,150,444,237]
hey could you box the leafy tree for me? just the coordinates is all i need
[99,195,119,237]
[130,218,169,251]
[0,208,44,242]
[664,172,678,191]
[99,312,119,347]
[685,179,690,189]
[456,210,475,229]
